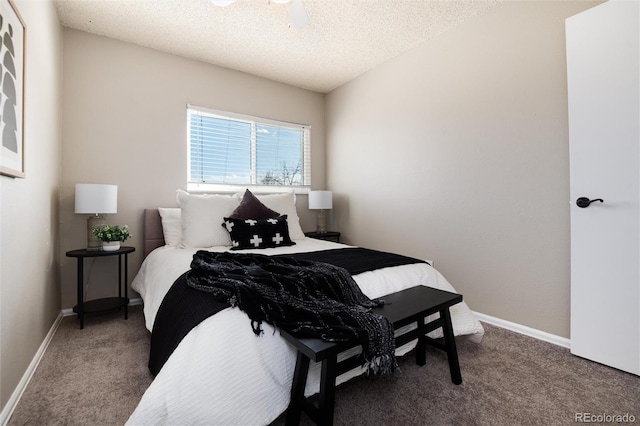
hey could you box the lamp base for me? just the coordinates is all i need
[87,214,106,250]
[316,210,328,234]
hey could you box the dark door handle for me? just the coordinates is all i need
[576,197,604,208]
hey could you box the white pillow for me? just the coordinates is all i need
[252,192,305,240]
[176,190,240,247]
[158,207,182,247]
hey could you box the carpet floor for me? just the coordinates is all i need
[8,305,640,425]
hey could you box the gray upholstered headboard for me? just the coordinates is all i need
[144,209,165,258]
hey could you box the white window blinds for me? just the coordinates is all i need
[187,105,311,189]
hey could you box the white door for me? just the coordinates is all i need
[567,0,640,375]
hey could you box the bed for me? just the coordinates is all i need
[126,190,484,425]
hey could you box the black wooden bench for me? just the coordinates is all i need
[280,285,463,426]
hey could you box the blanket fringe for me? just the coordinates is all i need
[251,320,263,336]
[364,353,398,376]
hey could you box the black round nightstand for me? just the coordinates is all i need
[304,231,341,243]
[66,246,135,329]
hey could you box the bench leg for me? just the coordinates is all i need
[416,316,427,366]
[286,352,337,426]
[318,356,337,426]
[441,308,462,385]
[286,351,310,426]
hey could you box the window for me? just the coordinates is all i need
[187,105,311,192]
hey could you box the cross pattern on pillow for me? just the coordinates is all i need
[223,215,295,250]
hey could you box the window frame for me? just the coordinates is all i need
[187,104,311,194]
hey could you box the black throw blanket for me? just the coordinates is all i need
[186,251,397,375]
[277,247,426,275]
[147,272,230,375]
[149,248,425,375]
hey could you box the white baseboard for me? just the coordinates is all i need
[473,311,571,349]
[61,297,143,317]
[2,298,144,425]
[0,311,64,426]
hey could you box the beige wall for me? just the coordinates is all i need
[60,30,326,308]
[0,0,62,411]
[0,3,609,412]
[325,1,601,338]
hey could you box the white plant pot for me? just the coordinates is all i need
[102,241,121,251]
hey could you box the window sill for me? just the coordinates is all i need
[186,182,311,195]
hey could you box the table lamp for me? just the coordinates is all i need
[308,190,332,234]
[75,184,118,250]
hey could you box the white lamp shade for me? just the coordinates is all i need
[75,184,118,214]
[308,190,332,210]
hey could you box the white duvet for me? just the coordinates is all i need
[127,239,484,425]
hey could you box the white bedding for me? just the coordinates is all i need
[127,238,484,425]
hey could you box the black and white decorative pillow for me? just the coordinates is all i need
[223,215,296,250]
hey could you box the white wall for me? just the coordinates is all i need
[0,0,62,411]
[60,30,326,308]
[326,0,601,338]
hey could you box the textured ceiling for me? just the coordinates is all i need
[55,0,501,93]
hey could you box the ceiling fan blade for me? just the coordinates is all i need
[287,0,309,28]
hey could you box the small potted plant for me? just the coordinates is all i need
[92,224,132,251]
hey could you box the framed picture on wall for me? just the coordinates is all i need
[0,0,25,178]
